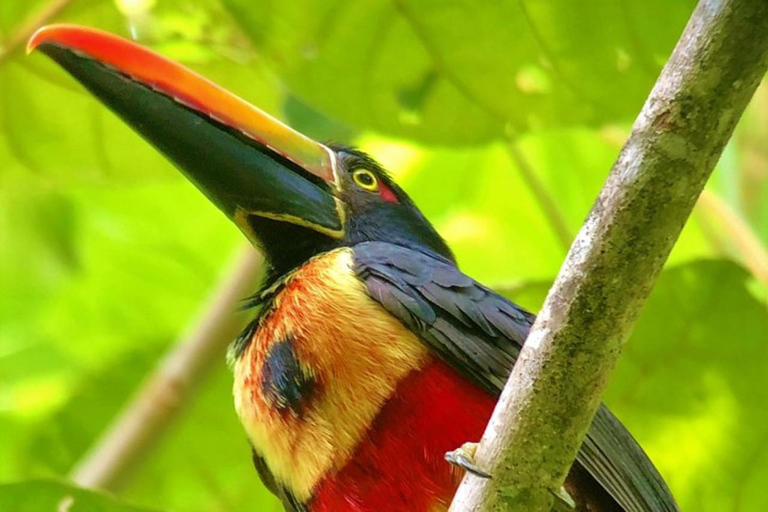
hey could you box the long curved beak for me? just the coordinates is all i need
[28,24,345,240]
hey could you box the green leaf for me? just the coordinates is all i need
[398,141,566,282]
[402,0,697,130]
[729,83,768,245]
[0,479,158,512]
[511,128,716,267]
[24,363,278,512]
[223,0,503,144]
[121,367,280,512]
[22,351,159,477]
[367,128,717,285]
[0,0,281,190]
[225,0,696,143]
[1,180,242,374]
[607,261,768,511]
[500,260,768,512]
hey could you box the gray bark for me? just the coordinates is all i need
[449,0,768,510]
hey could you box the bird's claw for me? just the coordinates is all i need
[445,444,574,510]
[444,442,492,479]
[444,444,575,511]
[549,486,576,510]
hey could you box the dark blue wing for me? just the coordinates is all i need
[354,241,532,394]
[353,241,678,512]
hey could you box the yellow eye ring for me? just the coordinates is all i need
[352,169,379,192]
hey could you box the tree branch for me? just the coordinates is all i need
[450,1,768,510]
[70,247,263,490]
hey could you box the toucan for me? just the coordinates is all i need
[29,25,678,512]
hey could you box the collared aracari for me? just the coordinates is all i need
[29,25,678,512]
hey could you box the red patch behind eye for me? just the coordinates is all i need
[378,182,399,203]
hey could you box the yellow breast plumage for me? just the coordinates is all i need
[232,248,428,500]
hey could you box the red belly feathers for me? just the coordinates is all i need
[310,357,496,512]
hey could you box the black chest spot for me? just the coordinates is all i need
[261,338,316,416]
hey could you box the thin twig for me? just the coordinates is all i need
[696,189,768,286]
[506,141,572,252]
[450,0,768,510]
[70,246,263,490]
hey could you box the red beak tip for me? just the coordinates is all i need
[27,24,65,55]
[27,27,47,55]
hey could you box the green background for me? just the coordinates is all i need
[1,0,766,510]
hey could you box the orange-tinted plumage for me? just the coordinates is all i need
[233,248,429,502]
[233,249,502,511]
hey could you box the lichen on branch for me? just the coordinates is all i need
[449,0,768,510]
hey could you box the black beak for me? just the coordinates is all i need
[29,24,345,242]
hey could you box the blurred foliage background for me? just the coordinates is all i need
[1,0,767,510]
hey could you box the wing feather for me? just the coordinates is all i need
[353,241,678,512]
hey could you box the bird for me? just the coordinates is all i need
[29,24,678,512]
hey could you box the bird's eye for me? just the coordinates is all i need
[352,169,379,192]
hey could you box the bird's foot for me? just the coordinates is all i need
[444,442,491,479]
[445,444,574,510]
[549,486,576,511]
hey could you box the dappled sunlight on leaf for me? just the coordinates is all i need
[501,260,768,512]
[605,261,768,511]
[0,374,71,418]
[0,479,157,511]
[357,135,424,180]
[643,372,737,508]
[438,211,493,244]
[224,0,503,144]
